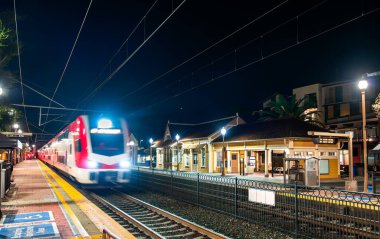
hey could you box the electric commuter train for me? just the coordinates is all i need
[38,115,130,184]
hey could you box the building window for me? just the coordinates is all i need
[335,86,343,102]
[193,150,198,165]
[340,103,350,117]
[184,149,190,166]
[216,151,222,167]
[328,152,336,157]
[304,93,317,107]
[173,149,177,163]
[327,105,334,119]
[350,102,360,116]
[201,148,206,167]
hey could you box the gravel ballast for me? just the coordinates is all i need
[125,190,293,239]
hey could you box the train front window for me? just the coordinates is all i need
[90,133,124,156]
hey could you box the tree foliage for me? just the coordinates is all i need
[372,93,380,118]
[0,11,18,69]
[257,94,325,127]
[0,105,21,132]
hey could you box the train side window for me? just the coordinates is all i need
[75,139,82,152]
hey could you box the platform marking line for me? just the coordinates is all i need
[277,192,380,211]
[39,161,138,239]
[39,161,89,237]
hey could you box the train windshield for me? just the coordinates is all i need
[90,133,124,156]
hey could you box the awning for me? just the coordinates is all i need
[372,143,380,152]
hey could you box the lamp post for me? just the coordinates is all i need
[149,138,153,168]
[221,127,226,176]
[129,141,135,165]
[358,78,368,192]
[175,134,180,171]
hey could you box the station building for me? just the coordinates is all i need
[211,118,341,179]
[153,116,341,179]
[154,114,245,173]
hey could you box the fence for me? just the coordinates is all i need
[128,167,380,239]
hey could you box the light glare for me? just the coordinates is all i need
[358,79,368,90]
[98,118,113,129]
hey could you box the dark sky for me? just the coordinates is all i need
[1,0,380,146]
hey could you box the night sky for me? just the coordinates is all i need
[1,0,380,146]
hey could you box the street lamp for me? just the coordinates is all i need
[129,141,135,165]
[358,77,368,192]
[149,138,153,168]
[0,87,2,95]
[175,134,180,171]
[13,123,19,132]
[17,129,22,134]
[221,127,227,176]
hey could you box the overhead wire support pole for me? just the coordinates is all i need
[38,115,64,127]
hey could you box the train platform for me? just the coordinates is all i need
[0,159,134,239]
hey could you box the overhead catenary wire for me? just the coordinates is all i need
[43,0,93,129]
[120,0,289,99]
[58,0,164,135]
[128,3,380,117]
[13,0,30,132]
[79,0,188,106]
[73,0,159,110]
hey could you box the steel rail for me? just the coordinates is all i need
[90,192,162,239]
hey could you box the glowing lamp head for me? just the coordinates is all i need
[221,127,226,136]
[358,79,368,90]
[175,134,180,141]
[98,118,113,129]
[17,129,22,134]
[13,123,19,129]
[120,160,131,168]
[129,141,135,146]
[149,138,153,144]
[87,160,98,169]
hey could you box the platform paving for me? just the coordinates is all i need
[1,159,74,238]
[1,159,135,239]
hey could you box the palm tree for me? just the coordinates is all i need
[257,94,324,127]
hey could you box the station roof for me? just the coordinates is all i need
[212,118,327,143]
[165,116,244,141]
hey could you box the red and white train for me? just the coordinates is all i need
[38,115,131,184]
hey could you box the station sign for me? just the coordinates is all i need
[312,137,337,144]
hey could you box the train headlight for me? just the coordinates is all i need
[120,161,131,168]
[87,160,98,168]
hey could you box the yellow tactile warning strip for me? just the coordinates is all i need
[278,192,380,211]
[39,162,90,237]
[39,161,136,239]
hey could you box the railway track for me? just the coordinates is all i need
[91,189,227,239]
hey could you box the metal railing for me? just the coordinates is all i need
[102,228,120,239]
[129,167,380,238]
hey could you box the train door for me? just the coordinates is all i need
[66,132,75,170]
[231,152,239,173]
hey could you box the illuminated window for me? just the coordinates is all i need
[340,103,350,117]
[192,149,198,164]
[184,149,190,166]
[201,148,206,167]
